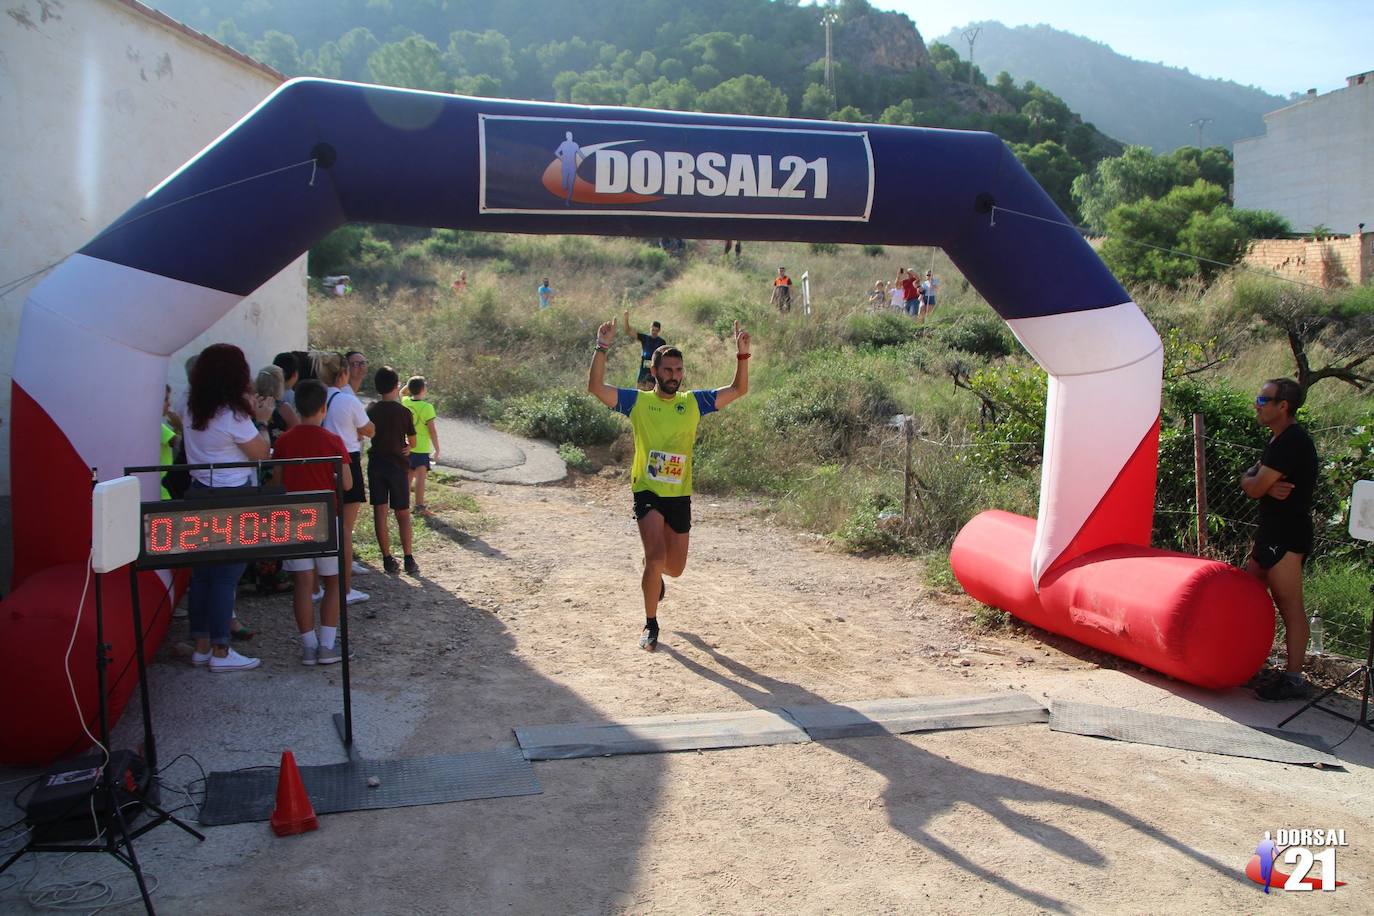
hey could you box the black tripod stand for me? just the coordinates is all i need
[0,563,204,914]
[1279,583,1374,734]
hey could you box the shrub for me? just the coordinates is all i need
[309,225,366,276]
[557,442,595,472]
[632,245,673,274]
[933,314,1016,357]
[844,312,920,348]
[809,242,840,255]
[837,493,910,553]
[761,357,898,458]
[498,388,623,446]
[862,245,885,257]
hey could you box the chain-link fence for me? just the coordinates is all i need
[1153,415,1373,663]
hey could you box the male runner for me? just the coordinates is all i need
[588,317,751,650]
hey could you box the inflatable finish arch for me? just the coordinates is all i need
[3,79,1272,763]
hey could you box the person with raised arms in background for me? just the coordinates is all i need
[623,310,667,391]
[588,317,751,651]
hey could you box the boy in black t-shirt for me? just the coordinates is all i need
[1241,377,1319,701]
[366,367,419,575]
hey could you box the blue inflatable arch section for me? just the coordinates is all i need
[3,79,1276,758]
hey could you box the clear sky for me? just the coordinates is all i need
[883,0,1372,97]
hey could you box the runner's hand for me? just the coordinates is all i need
[734,320,750,356]
[596,319,616,348]
[1269,480,1294,500]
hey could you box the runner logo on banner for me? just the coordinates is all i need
[478,114,874,221]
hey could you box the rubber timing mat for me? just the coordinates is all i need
[784,693,1048,740]
[198,749,541,826]
[1049,700,1342,767]
[515,709,811,760]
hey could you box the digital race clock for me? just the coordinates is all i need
[137,490,338,568]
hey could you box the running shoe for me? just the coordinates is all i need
[404,555,420,576]
[382,555,400,574]
[639,626,658,652]
[346,588,369,605]
[352,560,370,575]
[1256,674,1310,702]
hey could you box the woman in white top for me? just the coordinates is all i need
[316,351,375,604]
[182,344,273,672]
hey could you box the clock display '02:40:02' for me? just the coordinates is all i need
[144,505,328,556]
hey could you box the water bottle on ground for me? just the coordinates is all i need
[1308,613,1324,656]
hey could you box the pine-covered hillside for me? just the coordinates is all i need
[152,0,1122,220]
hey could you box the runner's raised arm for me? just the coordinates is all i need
[713,320,751,409]
[587,318,619,408]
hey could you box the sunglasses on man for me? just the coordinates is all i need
[1255,395,1276,406]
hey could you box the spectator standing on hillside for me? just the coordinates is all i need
[367,366,420,576]
[920,270,942,318]
[1241,377,1320,702]
[623,310,667,391]
[889,279,904,311]
[450,270,468,295]
[869,281,887,310]
[403,376,440,514]
[897,268,921,318]
[538,277,554,310]
[587,318,751,652]
[771,267,792,313]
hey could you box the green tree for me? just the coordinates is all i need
[1071,146,1180,233]
[1100,180,1241,285]
[446,30,516,85]
[368,35,448,91]
[251,30,302,75]
[696,75,788,117]
[312,27,379,81]
[1011,140,1083,220]
[801,84,835,119]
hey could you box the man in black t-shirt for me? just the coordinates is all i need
[623,310,667,390]
[1241,377,1319,701]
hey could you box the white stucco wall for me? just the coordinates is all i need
[1234,76,1374,234]
[0,0,307,498]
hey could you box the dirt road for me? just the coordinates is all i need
[4,473,1370,913]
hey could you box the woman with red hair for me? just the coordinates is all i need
[183,343,274,671]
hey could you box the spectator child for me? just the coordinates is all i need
[318,350,375,604]
[367,367,419,575]
[538,277,554,310]
[271,379,354,665]
[403,376,440,514]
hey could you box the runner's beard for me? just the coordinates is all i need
[657,378,681,395]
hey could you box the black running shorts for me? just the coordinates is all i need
[367,455,410,510]
[633,490,691,534]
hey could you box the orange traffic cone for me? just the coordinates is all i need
[270,750,318,836]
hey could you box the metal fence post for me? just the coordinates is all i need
[1192,412,1208,551]
[902,417,914,528]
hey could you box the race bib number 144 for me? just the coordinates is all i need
[647,451,686,484]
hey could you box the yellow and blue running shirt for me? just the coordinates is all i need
[614,387,718,497]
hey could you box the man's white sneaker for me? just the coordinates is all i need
[208,648,260,672]
[351,561,370,575]
[191,650,212,667]
[345,588,369,604]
